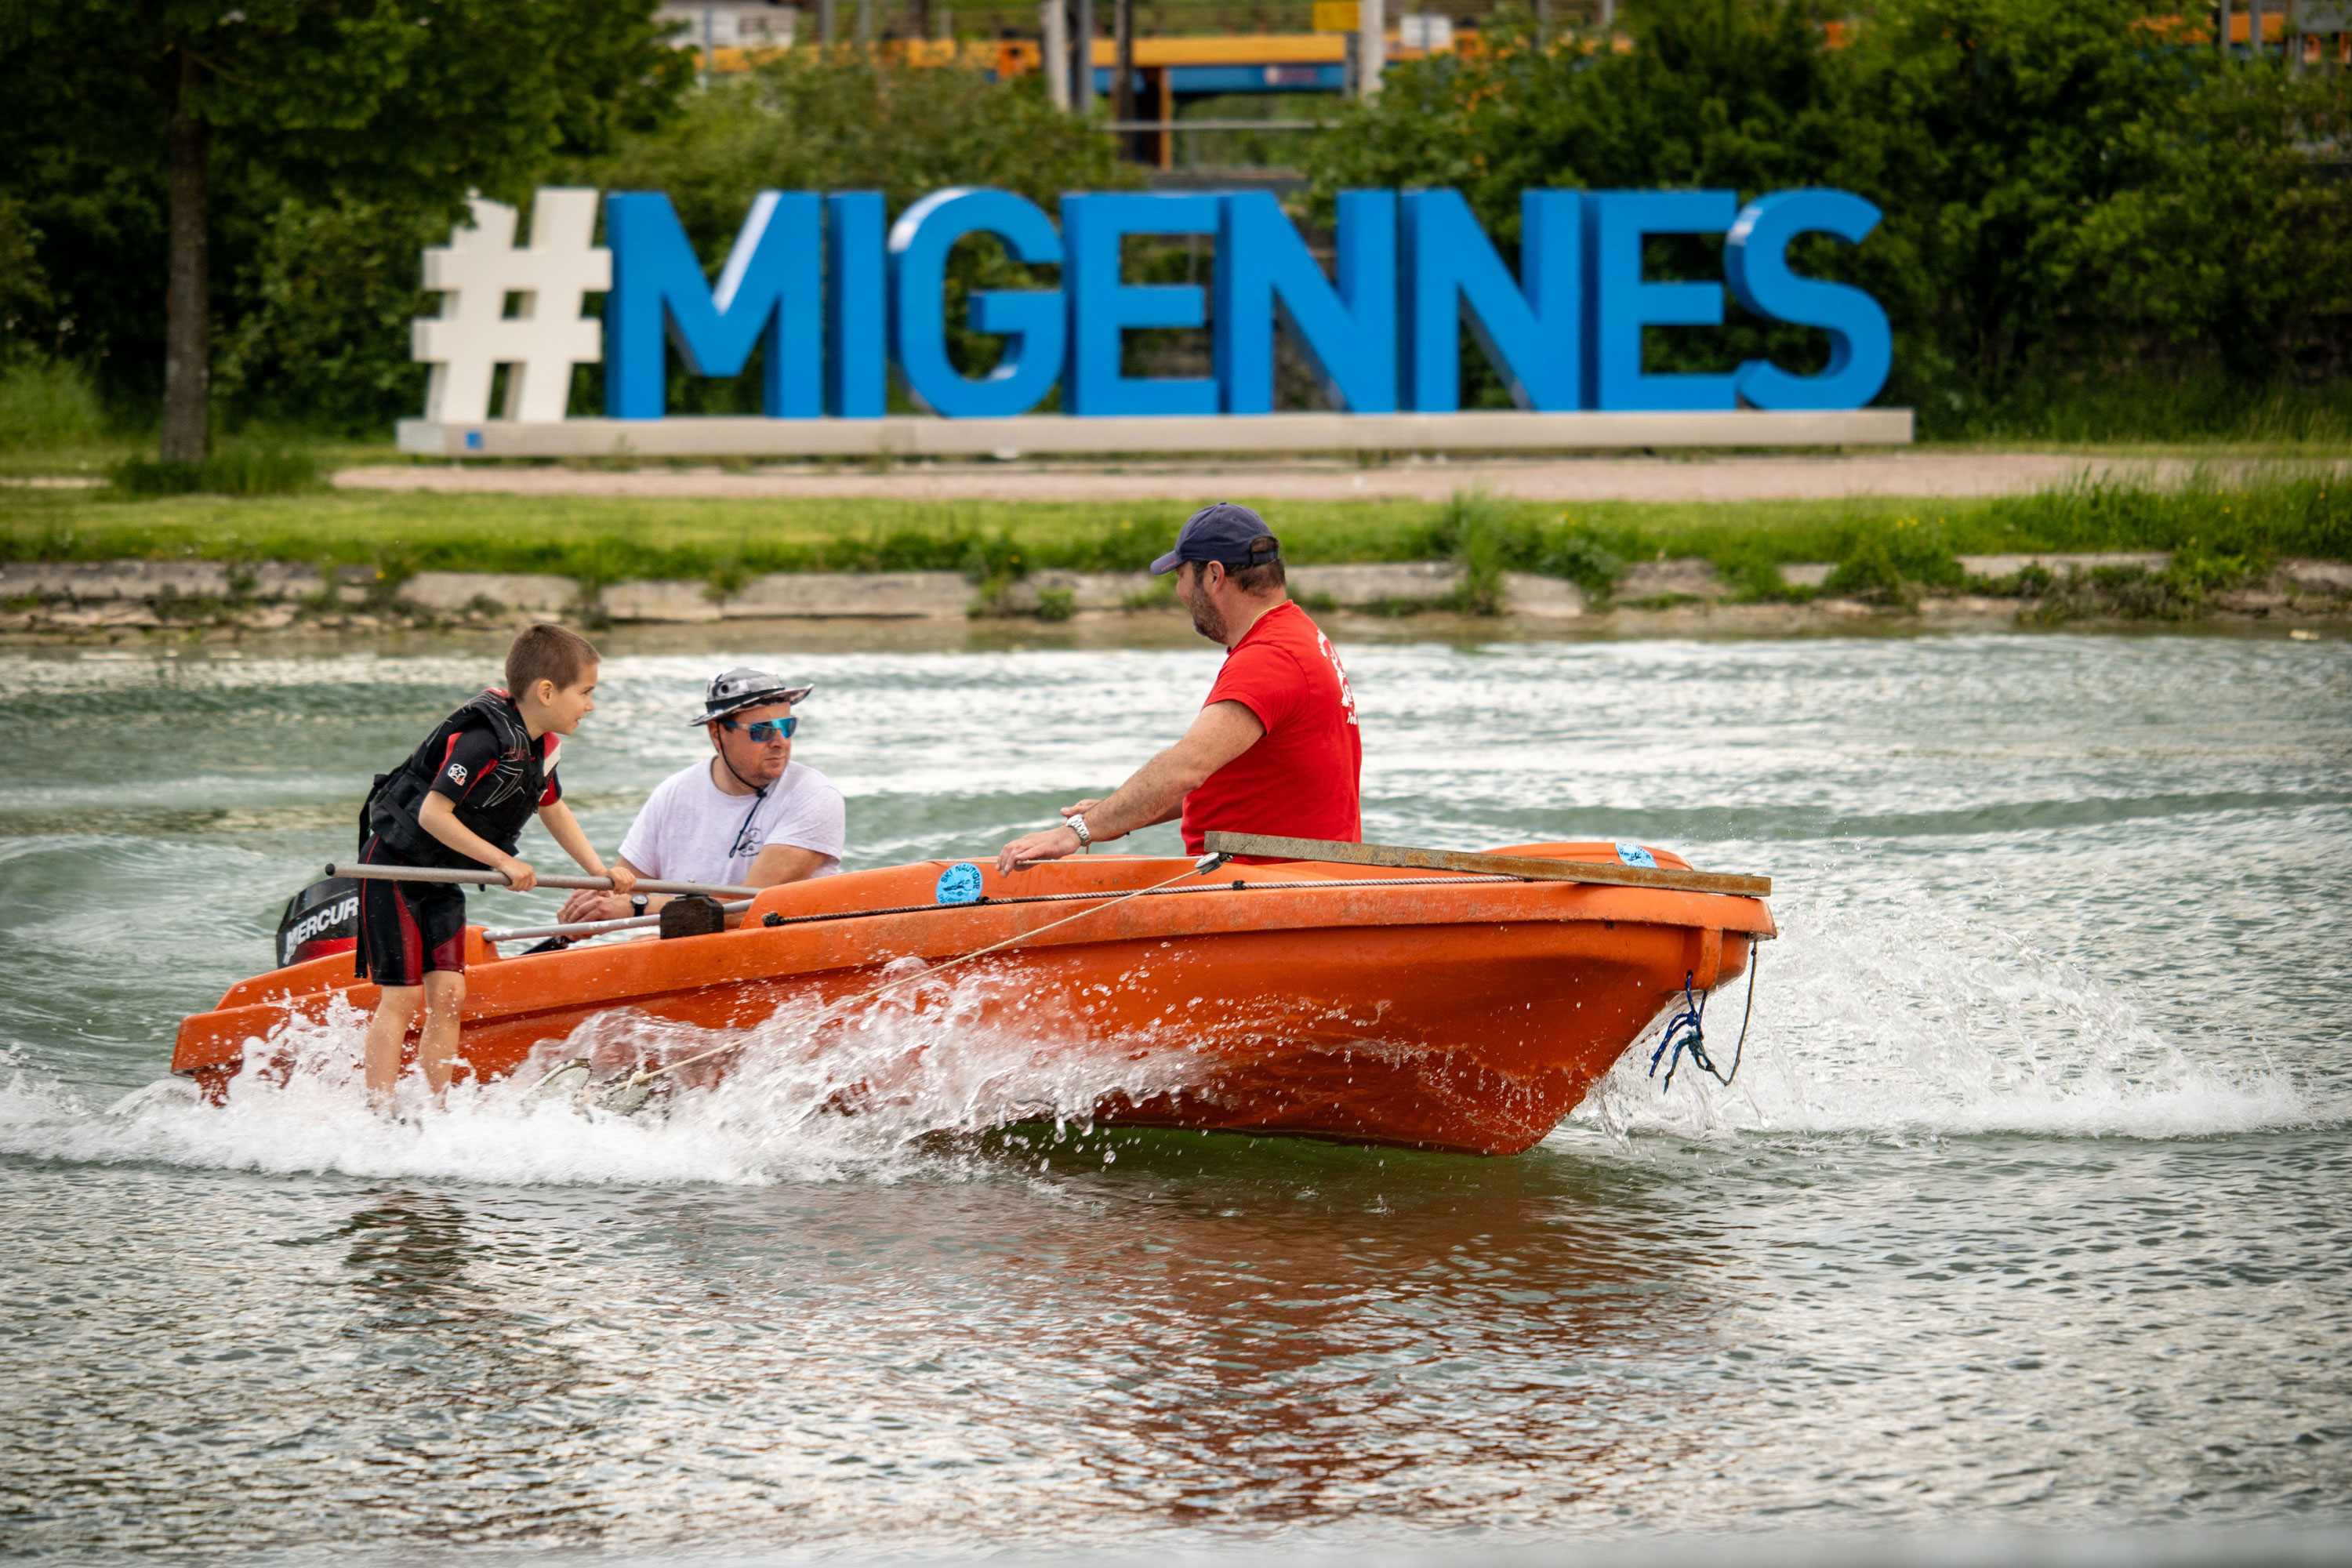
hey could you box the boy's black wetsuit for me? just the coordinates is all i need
[356,688,561,985]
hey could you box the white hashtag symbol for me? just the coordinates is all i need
[412,188,608,424]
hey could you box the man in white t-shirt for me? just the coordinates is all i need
[557,666,845,926]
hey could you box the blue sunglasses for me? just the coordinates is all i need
[723,715,798,742]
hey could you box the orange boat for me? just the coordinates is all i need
[172,842,1774,1156]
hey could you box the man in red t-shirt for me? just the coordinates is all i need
[996,503,1361,873]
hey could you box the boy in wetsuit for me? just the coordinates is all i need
[356,622,637,1111]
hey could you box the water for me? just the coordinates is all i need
[2,629,2348,1556]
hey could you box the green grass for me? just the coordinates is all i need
[109,446,325,498]
[2,469,2344,601]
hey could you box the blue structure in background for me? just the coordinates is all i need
[887,188,1065,419]
[601,184,1894,420]
[1399,189,1582,413]
[1584,189,1742,413]
[1062,192,1222,418]
[604,191,823,419]
[1726,190,1893,412]
[1216,190,1394,415]
[826,192,887,419]
[1099,64,1347,95]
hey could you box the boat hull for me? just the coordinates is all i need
[172,844,1773,1155]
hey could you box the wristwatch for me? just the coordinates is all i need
[1067,812,1092,848]
[630,894,649,916]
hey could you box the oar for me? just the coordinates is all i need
[326,862,759,899]
[1201,833,1772,898]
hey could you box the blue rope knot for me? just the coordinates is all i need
[1647,970,1715,1091]
[1648,951,1756,1094]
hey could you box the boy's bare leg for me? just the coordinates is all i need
[417,971,468,1101]
[365,987,424,1109]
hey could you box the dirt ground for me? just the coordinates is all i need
[332,450,2348,506]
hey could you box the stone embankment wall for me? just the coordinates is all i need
[5,554,2347,637]
[0,560,1586,632]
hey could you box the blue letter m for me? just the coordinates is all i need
[605,191,822,419]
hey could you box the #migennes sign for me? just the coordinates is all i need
[402,185,1907,456]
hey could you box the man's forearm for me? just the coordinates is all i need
[1086,747,1208,841]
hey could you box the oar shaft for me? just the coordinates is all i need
[1202,833,1772,898]
[485,900,753,945]
[327,862,759,899]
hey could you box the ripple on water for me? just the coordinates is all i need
[0,633,2347,1552]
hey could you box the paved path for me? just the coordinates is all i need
[333,452,2343,505]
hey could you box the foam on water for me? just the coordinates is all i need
[0,967,1214,1189]
[0,884,2323,1191]
[1577,888,2319,1145]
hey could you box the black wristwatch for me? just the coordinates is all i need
[630,895,649,916]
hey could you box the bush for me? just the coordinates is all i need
[212,199,446,434]
[1303,0,2352,433]
[0,360,107,449]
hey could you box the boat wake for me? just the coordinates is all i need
[1577,887,2318,1145]
[0,966,1212,1188]
[0,890,2325,1187]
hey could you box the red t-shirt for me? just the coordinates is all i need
[1180,599,1363,855]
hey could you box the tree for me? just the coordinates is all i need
[574,53,1138,408]
[0,0,691,459]
[1301,0,2352,430]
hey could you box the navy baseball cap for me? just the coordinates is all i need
[1150,502,1283,575]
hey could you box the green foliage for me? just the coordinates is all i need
[1535,529,1630,597]
[109,446,322,498]
[1820,515,1962,601]
[5,474,2341,596]
[212,201,449,433]
[1304,0,2352,429]
[1974,471,2352,564]
[581,53,1133,233]
[0,361,107,449]
[572,55,1137,408]
[0,192,49,350]
[1433,490,1519,612]
[1937,371,2352,445]
[0,0,691,419]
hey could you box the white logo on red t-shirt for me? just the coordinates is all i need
[1314,627,1359,725]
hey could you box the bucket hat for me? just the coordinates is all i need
[691,666,813,725]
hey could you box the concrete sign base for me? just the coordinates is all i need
[395,408,1914,460]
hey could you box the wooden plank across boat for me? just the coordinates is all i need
[172,840,1775,1155]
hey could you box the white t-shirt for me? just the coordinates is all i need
[619,759,846,887]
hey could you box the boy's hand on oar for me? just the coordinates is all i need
[607,864,638,898]
[497,857,539,893]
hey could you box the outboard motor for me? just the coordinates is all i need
[275,877,361,970]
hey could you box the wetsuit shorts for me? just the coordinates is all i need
[355,835,466,985]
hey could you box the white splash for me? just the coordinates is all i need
[1575,888,2318,1145]
[0,971,1214,1188]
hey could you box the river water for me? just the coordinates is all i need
[2,627,2347,1557]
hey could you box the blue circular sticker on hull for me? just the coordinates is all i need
[936,862,985,906]
[1615,843,1658,869]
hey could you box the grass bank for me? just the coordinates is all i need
[4,470,2345,606]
